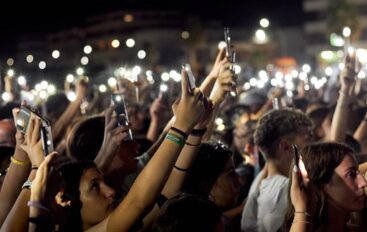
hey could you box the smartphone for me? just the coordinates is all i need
[111,93,133,140]
[224,27,237,96]
[182,64,196,94]
[272,98,281,110]
[292,144,304,190]
[16,106,54,156]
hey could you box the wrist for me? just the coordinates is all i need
[171,122,191,135]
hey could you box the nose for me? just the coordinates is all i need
[357,173,367,189]
[101,183,115,199]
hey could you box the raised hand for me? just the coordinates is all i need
[207,48,227,80]
[19,117,44,167]
[210,60,236,105]
[172,68,206,133]
[340,50,361,92]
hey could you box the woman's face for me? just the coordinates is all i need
[210,159,240,209]
[79,167,116,228]
[323,154,367,212]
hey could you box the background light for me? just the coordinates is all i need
[81,56,89,65]
[111,39,120,48]
[343,26,351,37]
[17,76,26,86]
[76,67,84,75]
[7,58,14,66]
[7,69,14,77]
[99,84,107,93]
[84,45,92,54]
[181,31,190,39]
[26,55,34,63]
[137,50,146,59]
[52,50,60,59]
[260,18,270,28]
[126,38,135,48]
[39,61,46,70]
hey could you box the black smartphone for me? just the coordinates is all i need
[111,93,133,140]
[16,106,54,156]
[292,144,304,190]
[182,64,196,94]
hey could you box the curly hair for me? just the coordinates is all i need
[254,108,313,159]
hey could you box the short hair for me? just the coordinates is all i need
[151,194,222,232]
[254,108,313,159]
[66,115,105,161]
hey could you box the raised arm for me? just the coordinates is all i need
[0,109,31,225]
[106,67,205,232]
[2,117,46,231]
[353,111,367,145]
[52,80,87,145]
[330,53,358,142]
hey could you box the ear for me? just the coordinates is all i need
[278,139,292,153]
[55,191,72,207]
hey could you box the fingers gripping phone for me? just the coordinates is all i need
[111,93,133,140]
[182,64,197,94]
[16,106,54,156]
[292,144,304,190]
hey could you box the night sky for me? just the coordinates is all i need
[0,0,303,54]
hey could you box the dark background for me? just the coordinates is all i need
[0,0,303,54]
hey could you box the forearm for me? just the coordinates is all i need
[354,113,367,143]
[162,134,202,198]
[330,90,350,142]
[200,75,216,97]
[2,170,36,231]
[202,105,220,142]
[52,97,83,144]
[0,148,30,225]
[108,128,187,232]
[146,119,161,142]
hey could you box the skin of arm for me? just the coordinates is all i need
[0,109,31,225]
[52,80,87,145]
[353,112,367,144]
[102,69,205,232]
[330,54,358,142]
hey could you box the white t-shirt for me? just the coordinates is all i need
[241,174,289,232]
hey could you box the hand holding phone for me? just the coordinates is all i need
[182,64,197,95]
[16,106,54,156]
[111,93,133,140]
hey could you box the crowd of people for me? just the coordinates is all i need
[0,43,367,232]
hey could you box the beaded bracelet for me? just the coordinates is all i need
[165,133,185,148]
[11,156,29,166]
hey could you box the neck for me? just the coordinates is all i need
[326,201,349,232]
[267,159,288,177]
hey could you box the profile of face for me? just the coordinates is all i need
[323,154,367,212]
[210,159,240,209]
[79,167,116,228]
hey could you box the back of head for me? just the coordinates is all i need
[182,141,232,198]
[66,115,105,161]
[151,194,222,232]
[254,108,313,159]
